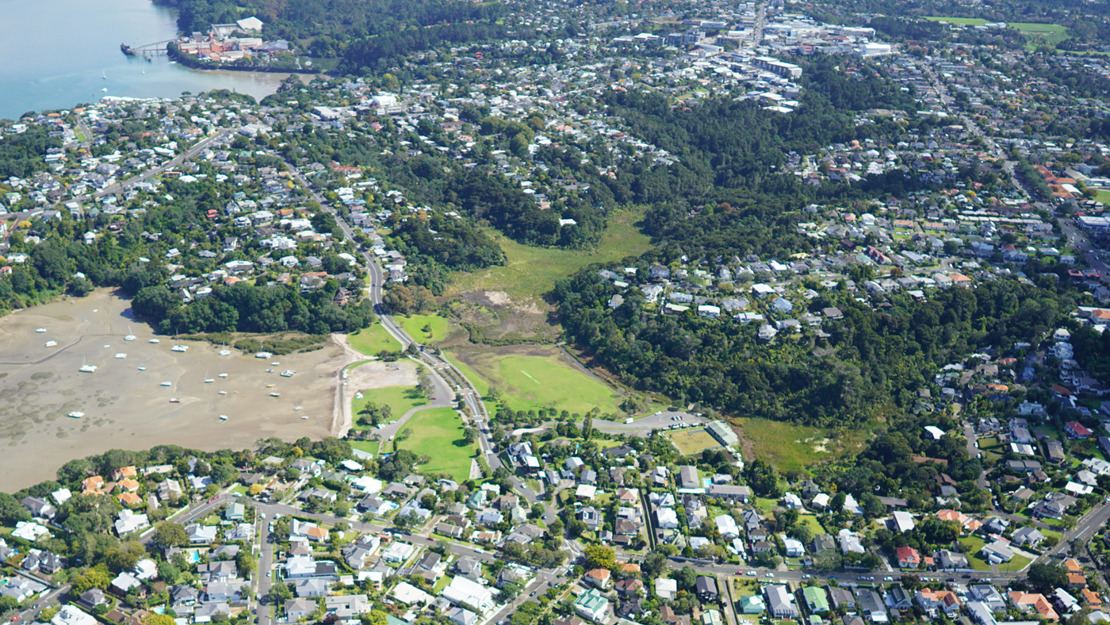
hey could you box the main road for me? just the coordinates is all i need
[280,162,519,488]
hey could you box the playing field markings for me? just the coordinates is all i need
[520,370,541,384]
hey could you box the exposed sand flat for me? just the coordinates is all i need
[0,290,352,491]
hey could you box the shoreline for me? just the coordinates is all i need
[167,42,324,76]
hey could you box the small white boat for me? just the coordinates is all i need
[137,366,146,371]
[149,339,160,344]
[271,361,280,366]
[169,397,180,403]
[79,364,97,373]
[300,415,309,420]
[280,370,295,378]
[124,335,136,342]
[44,341,57,348]
[218,373,228,378]
[35,328,46,333]
[115,353,127,359]
[205,378,214,383]
[160,381,172,387]
[68,411,84,418]
[294,405,303,411]
[219,349,230,356]
[218,390,227,395]
[171,345,188,352]
[270,392,280,397]
[219,415,228,421]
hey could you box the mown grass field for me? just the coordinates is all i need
[925,16,988,26]
[397,314,452,343]
[451,347,624,415]
[397,407,475,481]
[1096,190,1110,206]
[734,417,870,474]
[1010,22,1069,47]
[447,207,653,302]
[925,17,1068,48]
[351,385,426,426]
[348,322,400,355]
[669,429,722,456]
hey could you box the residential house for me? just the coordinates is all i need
[916,589,961,617]
[802,587,830,613]
[574,588,611,623]
[857,588,889,623]
[695,576,718,602]
[765,585,798,619]
[896,546,921,568]
[586,569,611,590]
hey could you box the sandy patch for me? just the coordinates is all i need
[482,290,512,306]
[0,289,351,491]
[346,360,419,391]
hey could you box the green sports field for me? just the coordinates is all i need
[451,347,624,415]
[348,322,401,355]
[396,407,476,481]
[352,385,426,427]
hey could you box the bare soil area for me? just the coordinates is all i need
[0,290,352,490]
[346,361,419,390]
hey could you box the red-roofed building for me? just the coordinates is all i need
[585,568,611,590]
[916,588,960,617]
[1065,422,1093,439]
[896,546,921,568]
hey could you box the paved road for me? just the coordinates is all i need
[255,508,276,625]
[282,160,535,499]
[962,422,989,490]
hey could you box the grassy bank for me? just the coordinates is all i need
[734,417,870,474]
[348,322,401,355]
[447,207,652,303]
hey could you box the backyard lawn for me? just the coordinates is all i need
[397,407,476,481]
[350,440,381,456]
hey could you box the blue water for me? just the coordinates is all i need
[0,0,291,120]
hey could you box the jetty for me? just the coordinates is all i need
[120,40,173,57]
